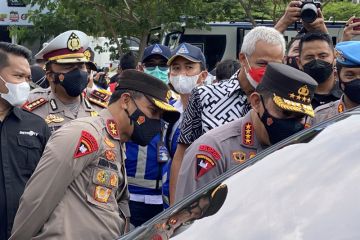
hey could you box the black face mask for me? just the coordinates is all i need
[259,98,305,145]
[303,59,333,84]
[53,68,88,97]
[286,56,299,70]
[126,100,161,146]
[340,78,360,104]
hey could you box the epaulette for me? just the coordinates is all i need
[88,89,110,108]
[88,96,108,108]
[22,98,48,112]
[91,89,110,102]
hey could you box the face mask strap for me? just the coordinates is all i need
[244,55,252,71]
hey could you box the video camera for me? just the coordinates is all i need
[300,0,321,23]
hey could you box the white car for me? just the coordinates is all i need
[120,107,360,240]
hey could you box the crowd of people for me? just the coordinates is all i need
[1,1,360,239]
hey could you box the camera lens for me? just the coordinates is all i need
[301,3,318,23]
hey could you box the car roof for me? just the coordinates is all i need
[120,107,360,240]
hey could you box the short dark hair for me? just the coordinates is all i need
[215,59,240,81]
[286,33,304,55]
[109,89,143,105]
[120,52,136,70]
[299,32,333,56]
[0,42,32,69]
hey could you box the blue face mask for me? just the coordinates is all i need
[144,66,169,84]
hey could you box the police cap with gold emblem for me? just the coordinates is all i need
[258,62,318,117]
[115,69,180,123]
[35,30,91,64]
[83,47,97,71]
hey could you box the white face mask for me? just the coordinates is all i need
[170,74,200,94]
[0,75,30,106]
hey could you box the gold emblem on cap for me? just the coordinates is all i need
[67,32,81,51]
[298,85,309,97]
[84,49,91,61]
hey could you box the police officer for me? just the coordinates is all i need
[124,44,173,227]
[0,42,51,240]
[175,63,318,202]
[309,41,360,126]
[23,30,106,133]
[10,70,180,240]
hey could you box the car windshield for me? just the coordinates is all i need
[120,107,360,240]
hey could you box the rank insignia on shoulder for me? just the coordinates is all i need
[22,98,47,112]
[242,122,254,146]
[88,97,108,108]
[91,89,110,102]
[232,151,246,163]
[94,185,111,203]
[106,119,120,139]
[196,154,216,179]
[198,145,221,160]
[74,131,99,158]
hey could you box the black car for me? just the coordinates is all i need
[120,107,360,240]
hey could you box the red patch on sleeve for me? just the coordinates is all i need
[196,154,216,179]
[198,145,221,160]
[74,131,99,158]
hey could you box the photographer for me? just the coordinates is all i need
[341,16,360,42]
[275,1,328,34]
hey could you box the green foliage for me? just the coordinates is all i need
[322,1,360,21]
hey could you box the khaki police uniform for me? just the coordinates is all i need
[175,62,318,203]
[24,88,100,133]
[308,98,346,126]
[10,109,130,240]
[175,111,262,202]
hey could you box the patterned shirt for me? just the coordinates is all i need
[178,70,251,145]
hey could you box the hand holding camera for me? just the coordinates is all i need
[342,16,360,42]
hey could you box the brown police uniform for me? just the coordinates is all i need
[24,88,100,133]
[175,62,318,203]
[308,97,346,127]
[174,110,262,202]
[10,109,129,240]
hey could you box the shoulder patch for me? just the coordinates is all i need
[242,122,253,146]
[88,96,108,108]
[106,119,120,140]
[74,130,99,158]
[196,154,216,180]
[198,145,221,160]
[22,98,47,112]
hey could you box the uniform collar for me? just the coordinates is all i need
[11,107,23,120]
[100,108,120,140]
[240,110,262,150]
[48,91,94,118]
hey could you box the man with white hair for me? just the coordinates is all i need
[169,26,286,205]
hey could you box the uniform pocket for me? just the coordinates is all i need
[17,135,42,172]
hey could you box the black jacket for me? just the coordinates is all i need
[0,107,50,239]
